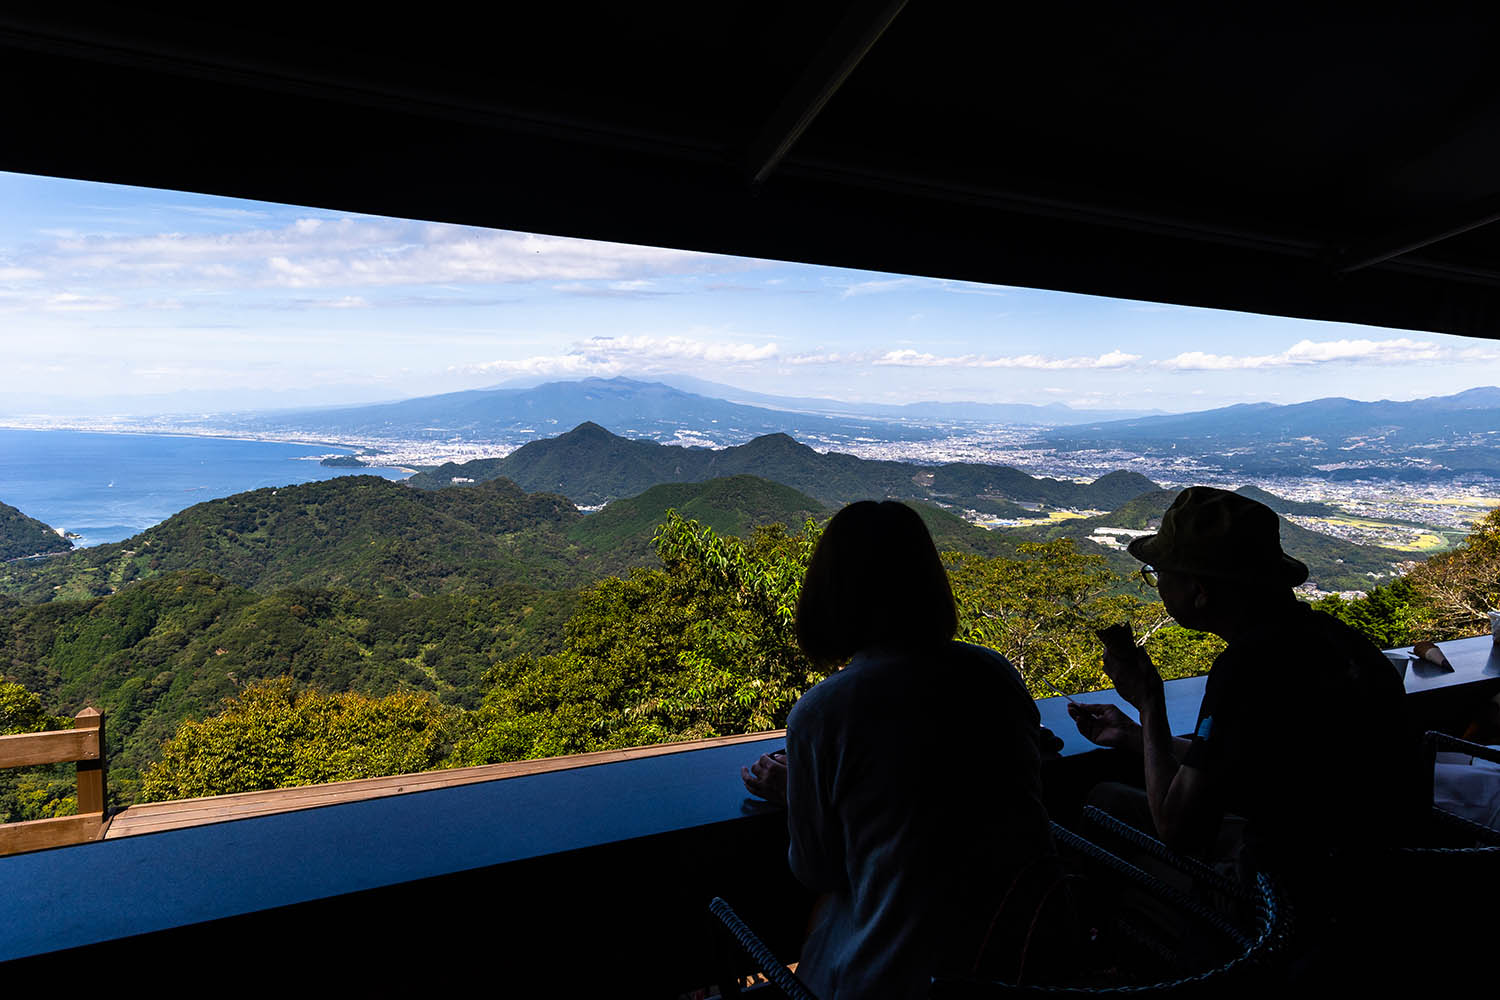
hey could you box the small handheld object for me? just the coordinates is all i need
[1040,675,1079,704]
[1095,622,1137,660]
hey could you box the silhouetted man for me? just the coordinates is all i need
[1069,487,1423,882]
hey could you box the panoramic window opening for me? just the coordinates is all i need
[3,171,1499,821]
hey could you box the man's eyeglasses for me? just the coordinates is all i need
[1139,565,1158,588]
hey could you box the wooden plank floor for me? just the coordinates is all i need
[105,730,785,839]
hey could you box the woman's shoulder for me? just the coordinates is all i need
[947,640,1017,671]
[789,642,1034,726]
[946,642,1039,715]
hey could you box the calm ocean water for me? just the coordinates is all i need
[0,429,409,547]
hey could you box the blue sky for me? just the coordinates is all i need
[5,170,1500,415]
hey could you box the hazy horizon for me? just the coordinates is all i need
[8,371,1500,426]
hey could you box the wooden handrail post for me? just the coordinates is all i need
[73,707,106,816]
[0,706,108,856]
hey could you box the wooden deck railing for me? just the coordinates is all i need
[0,708,107,857]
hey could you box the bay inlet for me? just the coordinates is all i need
[0,428,409,547]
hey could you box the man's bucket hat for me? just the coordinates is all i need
[1127,486,1309,587]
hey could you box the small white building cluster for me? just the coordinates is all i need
[1088,526,1155,551]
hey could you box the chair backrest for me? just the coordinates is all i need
[928,869,1285,997]
[0,707,108,857]
[708,824,1288,998]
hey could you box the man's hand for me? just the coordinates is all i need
[1101,644,1164,710]
[1068,702,1142,752]
[741,750,788,803]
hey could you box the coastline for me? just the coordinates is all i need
[0,427,417,548]
[0,418,511,470]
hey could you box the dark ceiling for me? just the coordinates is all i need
[5,6,1500,339]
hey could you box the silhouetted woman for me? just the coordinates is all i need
[785,501,1058,998]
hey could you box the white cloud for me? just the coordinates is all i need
[461,334,780,377]
[873,348,1139,370]
[29,218,743,291]
[786,352,858,366]
[45,292,121,312]
[1156,337,1449,371]
[837,276,1008,298]
[132,364,254,380]
[940,280,1012,296]
[173,205,270,220]
[1283,338,1444,363]
[464,354,618,378]
[0,267,42,281]
[840,277,925,297]
[580,335,778,363]
[550,279,672,298]
[1156,350,1271,371]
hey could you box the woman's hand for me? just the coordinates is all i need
[741,750,788,803]
[1067,702,1142,752]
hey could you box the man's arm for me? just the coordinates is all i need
[1105,650,1221,851]
[1068,702,1192,761]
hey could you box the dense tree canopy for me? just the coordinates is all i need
[0,679,76,822]
[141,679,458,801]
[8,490,1496,808]
[948,539,1186,698]
[1312,507,1500,647]
[450,514,826,765]
[1406,507,1500,638]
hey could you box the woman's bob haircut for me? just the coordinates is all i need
[796,500,959,664]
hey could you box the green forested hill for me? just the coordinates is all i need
[912,503,1019,559]
[411,423,691,503]
[408,421,1157,513]
[695,433,917,504]
[928,466,1156,514]
[0,466,1028,607]
[564,475,827,575]
[0,570,576,804]
[1011,488,1408,591]
[558,471,1018,573]
[0,476,587,603]
[0,500,72,561]
[561,474,1018,578]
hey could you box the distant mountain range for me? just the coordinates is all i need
[18,377,1500,486]
[1044,386,1500,478]
[408,421,1159,513]
[222,375,1171,449]
[236,377,952,446]
[656,375,1162,424]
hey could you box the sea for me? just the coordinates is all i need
[0,428,410,547]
